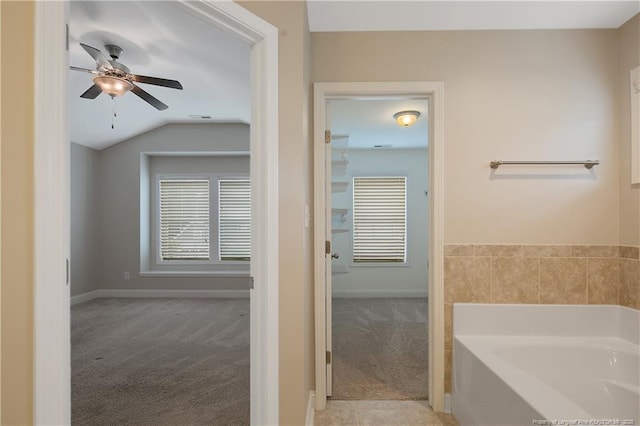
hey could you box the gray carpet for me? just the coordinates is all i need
[332,298,428,400]
[72,298,249,426]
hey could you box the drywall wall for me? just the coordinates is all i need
[236,2,313,424]
[618,14,640,246]
[312,29,620,244]
[96,123,251,291]
[1,2,34,424]
[332,148,429,296]
[70,143,100,297]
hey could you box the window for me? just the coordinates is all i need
[156,175,250,264]
[219,179,251,261]
[352,176,407,263]
[159,179,210,261]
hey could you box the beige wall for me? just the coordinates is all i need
[302,2,316,416]
[618,14,640,246]
[238,2,314,424]
[312,29,620,244]
[312,25,631,400]
[1,2,34,424]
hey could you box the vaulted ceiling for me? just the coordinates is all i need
[69,1,639,150]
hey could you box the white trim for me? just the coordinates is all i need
[444,393,452,414]
[332,290,427,298]
[71,289,250,305]
[33,2,70,424]
[314,82,445,412]
[138,271,249,277]
[99,289,250,298]
[34,1,279,425]
[306,391,316,426]
[70,290,102,306]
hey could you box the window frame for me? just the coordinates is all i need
[152,172,250,269]
[350,175,408,266]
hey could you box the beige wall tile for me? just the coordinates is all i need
[587,258,619,304]
[491,258,539,303]
[571,245,618,258]
[452,257,491,303]
[522,245,571,257]
[540,258,587,304]
[619,246,640,260]
[444,245,474,256]
[444,303,452,352]
[475,245,523,257]
[444,349,452,394]
[444,257,472,303]
[619,259,640,309]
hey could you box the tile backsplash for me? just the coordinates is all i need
[444,244,639,392]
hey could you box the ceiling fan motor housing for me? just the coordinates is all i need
[105,44,123,60]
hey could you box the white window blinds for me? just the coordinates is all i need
[159,179,210,261]
[219,179,251,261]
[352,176,407,263]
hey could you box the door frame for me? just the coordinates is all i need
[313,82,445,411]
[33,2,279,424]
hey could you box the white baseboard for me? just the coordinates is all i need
[332,289,427,298]
[306,391,316,426]
[70,289,250,305]
[71,290,103,306]
[444,393,452,414]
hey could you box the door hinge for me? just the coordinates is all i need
[325,240,331,255]
[249,276,255,290]
[66,259,70,285]
[66,24,69,51]
[325,130,331,144]
[326,351,332,364]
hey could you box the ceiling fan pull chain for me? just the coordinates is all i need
[111,96,117,130]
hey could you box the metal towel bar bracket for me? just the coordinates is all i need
[490,160,599,170]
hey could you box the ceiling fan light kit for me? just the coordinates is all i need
[71,43,183,111]
[93,75,134,97]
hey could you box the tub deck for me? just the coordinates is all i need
[452,304,640,426]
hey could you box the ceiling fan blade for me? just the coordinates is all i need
[80,43,113,70]
[70,66,99,74]
[130,74,183,90]
[80,84,103,99]
[131,84,168,111]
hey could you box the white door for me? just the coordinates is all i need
[324,103,334,396]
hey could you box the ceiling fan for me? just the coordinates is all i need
[70,43,183,111]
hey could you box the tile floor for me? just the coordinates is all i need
[314,400,459,426]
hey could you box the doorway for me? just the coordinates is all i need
[33,1,279,424]
[328,98,429,400]
[314,82,445,412]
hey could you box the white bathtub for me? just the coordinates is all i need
[452,304,640,426]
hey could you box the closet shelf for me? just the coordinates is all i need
[332,181,349,193]
[331,228,350,234]
[331,208,348,222]
[332,159,349,176]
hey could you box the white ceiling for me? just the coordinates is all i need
[330,99,428,149]
[69,1,250,150]
[70,1,639,150]
[307,1,640,32]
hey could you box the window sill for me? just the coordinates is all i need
[139,271,250,278]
